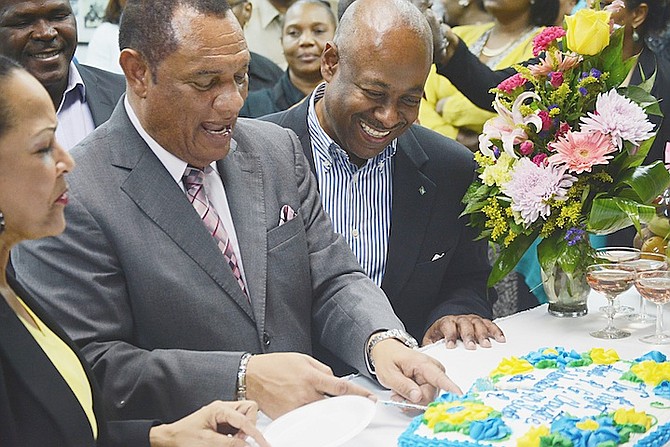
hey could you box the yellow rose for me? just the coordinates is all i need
[564,9,611,55]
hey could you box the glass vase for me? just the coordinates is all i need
[541,264,589,317]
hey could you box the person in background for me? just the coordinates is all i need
[13,0,460,424]
[264,0,503,360]
[85,0,125,74]
[0,0,125,150]
[0,54,269,447]
[230,0,284,91]
[245,0,294,68]
[438,0,491,27]
[240,0,336,117]
[419,0,559,152]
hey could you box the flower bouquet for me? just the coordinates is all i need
[462,2,670,306]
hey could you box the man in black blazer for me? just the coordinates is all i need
[0,0,125,148]
[264,0,504,355]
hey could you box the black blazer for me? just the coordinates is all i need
[240,71,305,118]
[76,63,125,128]
[263,97,495,342]
[0,274,153,447]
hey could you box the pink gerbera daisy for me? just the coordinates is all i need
[548,130,616,174]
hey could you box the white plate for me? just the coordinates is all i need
[263,395,376,447]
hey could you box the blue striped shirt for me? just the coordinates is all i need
[307,83,396,286]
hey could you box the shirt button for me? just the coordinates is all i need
[352,229,359,238]
[262,332,271,347]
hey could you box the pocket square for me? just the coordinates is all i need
[431,252,445,262]
[279,204,297,226]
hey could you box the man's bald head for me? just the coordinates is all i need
[334,0,433,67]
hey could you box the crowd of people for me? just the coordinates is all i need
[0,0,668,444]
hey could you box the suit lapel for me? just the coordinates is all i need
[381,131,437,300]
[0,283,96,445]
[217,129,267,329]
[76,63,116,128]
[110,107,255,320]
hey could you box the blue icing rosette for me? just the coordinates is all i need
[635,351,668,364]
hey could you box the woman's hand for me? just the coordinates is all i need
[149,400,270,447]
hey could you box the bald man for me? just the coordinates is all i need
[264,0,504,366]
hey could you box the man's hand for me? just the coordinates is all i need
[422,314,506,349]
[246,352,376,419]
[370,339,462,406]
[149,400,270,447]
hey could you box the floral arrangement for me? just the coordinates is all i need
[462,1,670,287]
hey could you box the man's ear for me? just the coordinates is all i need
[119,48,152,99]
[320,41,339,82]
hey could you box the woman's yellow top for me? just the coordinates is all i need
[16,297,98,439]
[419,22,543,139]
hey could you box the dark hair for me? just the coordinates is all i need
[628,0,670,39]
[530,0,560,27]
[119,0,231,79]
[282,0,336,29]
[0,56,23,139]
[337,0,356,19]
[104,0,125,24]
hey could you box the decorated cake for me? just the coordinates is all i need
[398,347,670,447]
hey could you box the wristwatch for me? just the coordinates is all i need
[365,329,419,375]
[236,352,253,400]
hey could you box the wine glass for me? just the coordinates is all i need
[586,263,636,339]
[594,247,640,315]
[625,253,667,322]
[635,270,670,344]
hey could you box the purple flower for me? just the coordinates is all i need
[565,226,586,246]
[590,68,602,78]
[579,87,588,96]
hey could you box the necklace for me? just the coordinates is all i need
[481,26,532,58]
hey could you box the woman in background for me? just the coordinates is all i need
[419,0,559,151]
[85,0,124,74]
[0,55,269,447]
[239,0,336,118]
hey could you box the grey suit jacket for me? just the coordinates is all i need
[76,63,125,127]
[12,100,403,423]
[264,97,495,342]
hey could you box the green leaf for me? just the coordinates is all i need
[488,231,539,287]
[621,83,662,117]
[619,161,670,203]
[588,197,658,234]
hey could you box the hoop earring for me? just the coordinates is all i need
[632,27,640,42]
[0,211,4,235]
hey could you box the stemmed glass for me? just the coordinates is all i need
[594,247,640,315]
[625,253,667,323]
[635,270,670,344]
[586,263,636,339]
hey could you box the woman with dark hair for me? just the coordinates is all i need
[85,0,126,74]
[420,0,561,151]
[239,0,336,117]
[0,55,269,447]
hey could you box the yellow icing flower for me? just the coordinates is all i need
[589,348,620,364]
[631,360,670,387]
[517,425,550,447]
[490,357,534,377]
[564,9,611,55]
[542,348,558,356]
[613,408,653,431]
[424,402,495,429]
[576,419,600,431]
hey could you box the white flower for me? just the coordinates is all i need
[580,89,655,150]
[501,158,576,227]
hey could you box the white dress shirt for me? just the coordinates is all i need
[56,62,95,151]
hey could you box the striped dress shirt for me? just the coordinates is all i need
[307,84,396,286]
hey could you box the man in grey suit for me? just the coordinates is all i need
[12,0,459,423]
[0,0,124,149]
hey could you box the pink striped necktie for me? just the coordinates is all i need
[183,166,248,298]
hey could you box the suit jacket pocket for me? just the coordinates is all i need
[267,214,304,252]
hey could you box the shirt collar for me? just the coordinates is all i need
[57,62,86,113]
[123,96,218,184]
[307,82,397,169]
[256,0,283,29]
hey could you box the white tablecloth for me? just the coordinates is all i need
[259,289,669,446]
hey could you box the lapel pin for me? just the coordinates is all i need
[419,186,426,195]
